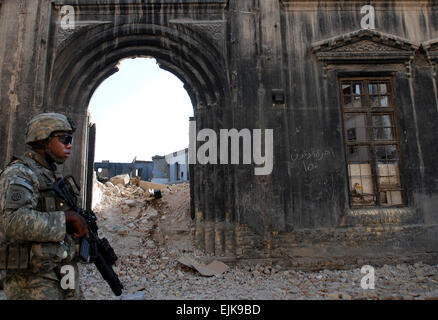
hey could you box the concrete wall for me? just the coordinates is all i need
[151,155,169,184]
[134,161,154,181]
[166,149,189,182]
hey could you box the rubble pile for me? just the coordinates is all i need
[79,178,201,299]
[1,177,437,300]
[77,178,438,300]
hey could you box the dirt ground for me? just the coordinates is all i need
[78,181,438,300]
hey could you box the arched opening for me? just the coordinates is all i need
[88,57,193,169]
[48,22,232,255]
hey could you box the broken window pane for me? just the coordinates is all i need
[347,146,370,162]
[348,163,376,206]
[353,83,362,95]
[380,191,388,204]
[370,95,380,108]
[347,128,356,142]
[373,128,393,141]
[373,115,392,127]
[377,163,401,188]
[375,145,398,162]
[352,96,362,108]
[386,191,403,205]
[380,191,403,206]
[344,95,352,108]
[373,115,393,140]
[379,83,388,94]
[344,113,367,142]
[368,83,378,95]
[342,84,352,95]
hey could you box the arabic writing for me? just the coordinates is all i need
[290,149,336,172]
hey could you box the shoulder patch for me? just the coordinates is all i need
[9,176,35,193]
[4,184,33,209]
[11,191,23,201]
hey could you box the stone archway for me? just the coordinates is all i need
[49,23,227,113]
[47,19,232,255]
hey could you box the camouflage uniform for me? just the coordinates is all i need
[0,113,81,300]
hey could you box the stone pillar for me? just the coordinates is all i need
[227,0,288,238]
[0,0,52,166]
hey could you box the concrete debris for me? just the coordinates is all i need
[130,176,168,192]
[124,200,137,208]
[120,291,145,300]
[177,254,229,277]
[110,174,130,187]
[130,177,141,186]
[105,181,114,188]
[138,180,168,192]
[92,171,103,210]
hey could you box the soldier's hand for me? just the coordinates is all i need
[64,210,89,238]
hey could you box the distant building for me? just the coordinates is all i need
[94,160,153,182]
[165,148,190,183]
[151,148,189,184]
[94,148,189,184]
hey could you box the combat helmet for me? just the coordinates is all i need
[25,113,76,144]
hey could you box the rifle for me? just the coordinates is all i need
[50,177,123,296]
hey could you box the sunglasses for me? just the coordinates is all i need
[52,134,73,145]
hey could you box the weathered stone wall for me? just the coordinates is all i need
[1,0,438,268]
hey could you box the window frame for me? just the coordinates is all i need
[339,76,406,208]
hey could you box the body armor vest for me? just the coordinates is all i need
[16,155,69,212]
[0,154,77,271]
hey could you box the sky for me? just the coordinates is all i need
[88,58,194,163]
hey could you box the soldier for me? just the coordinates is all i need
[0,113,89,300]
